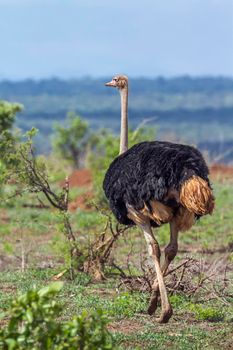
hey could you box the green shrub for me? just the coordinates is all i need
[189,304,224,322]
[52,112,98,169]
[0,100,23,134]
[0,282,115,350]
[170,294,188,308]
[108,292,147,318]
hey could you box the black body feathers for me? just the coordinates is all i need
[103,141,210,225]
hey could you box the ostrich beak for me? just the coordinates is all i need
[105,79,116,87]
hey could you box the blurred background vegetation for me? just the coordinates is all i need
[0,76,233,163]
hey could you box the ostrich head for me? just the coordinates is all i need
[105,75,128,90]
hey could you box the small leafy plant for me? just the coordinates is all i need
[0,282,115,350]
[189,304,224,322]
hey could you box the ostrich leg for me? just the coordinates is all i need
[127,205,173,323]
[148,220,178,315]
[143,223,173,322]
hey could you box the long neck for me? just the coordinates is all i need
[119,87,128,154]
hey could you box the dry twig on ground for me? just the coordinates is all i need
[116,255,232,305]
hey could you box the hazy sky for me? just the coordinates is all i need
[0,0,232,79]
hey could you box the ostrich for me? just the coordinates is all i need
[103,75,215,323]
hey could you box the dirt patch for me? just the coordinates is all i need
[0,283,17,294]
[210,164,233,182]
[87,288,116,296]
[60,169,93,211]
[108,319,144,334]
[69,190,94,212]
[61,169,92,188]
[0,210,9,223]
[0,255,16,272]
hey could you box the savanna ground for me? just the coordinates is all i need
[0,165,233,350]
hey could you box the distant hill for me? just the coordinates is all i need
[0,76,233,162]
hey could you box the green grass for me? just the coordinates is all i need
[115,326,231,350]
[0,269,232,349]
[189,304,224,322]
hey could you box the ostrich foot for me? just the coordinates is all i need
[155,306,173,323]
[148,293,173,323]
[148,283,173,323]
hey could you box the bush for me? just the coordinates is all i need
[0,101,22,134]
[52,112,92,168]
[189,304,224,322]
[0,282,115,350]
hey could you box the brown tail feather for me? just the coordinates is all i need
[180,176,215,215]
